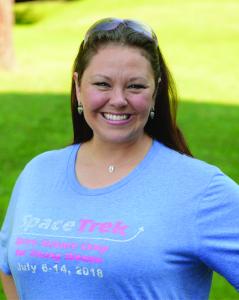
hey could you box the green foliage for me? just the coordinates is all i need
[14,1,67,25]
[15,6,42,25]
[0,0,238,299]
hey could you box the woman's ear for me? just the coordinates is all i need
[73,72,80,102]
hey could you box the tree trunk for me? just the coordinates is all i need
[0,0,15,70]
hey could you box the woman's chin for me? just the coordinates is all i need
[92,132,144,145]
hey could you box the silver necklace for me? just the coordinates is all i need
[108,165,115,173]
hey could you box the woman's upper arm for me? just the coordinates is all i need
[196,172,239,291]
[0,271,18,300]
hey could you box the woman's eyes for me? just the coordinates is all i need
[93,82,146,90]
[127,84,146,90]
[93,82,110,87]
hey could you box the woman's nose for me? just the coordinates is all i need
[109,87,128,107]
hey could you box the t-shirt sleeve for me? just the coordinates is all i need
[196,171,239,291]
[0,175,22,275]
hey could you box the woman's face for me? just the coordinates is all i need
[74,44,155,145]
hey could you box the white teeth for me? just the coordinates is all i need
[103,113,129,121]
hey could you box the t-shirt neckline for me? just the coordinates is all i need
[67,140,159,196]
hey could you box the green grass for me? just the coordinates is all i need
[0,0,238,103]
[0,0,239,299]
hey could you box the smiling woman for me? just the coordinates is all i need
[1,17,239,300]
[72,44,160,187]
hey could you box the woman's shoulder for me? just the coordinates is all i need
[153,140,227,184]
[21,144,79,177]
[153,140,239,199]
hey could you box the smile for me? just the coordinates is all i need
[102,113,131,121]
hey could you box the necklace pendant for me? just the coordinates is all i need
[108,165,115,173]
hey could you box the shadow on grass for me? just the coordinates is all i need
[0,92,239,300]
[178,100,239,182]
[0,92,72,221]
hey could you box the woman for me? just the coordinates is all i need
[1,18,239,300]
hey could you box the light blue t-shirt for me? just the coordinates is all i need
[1,140,239,300]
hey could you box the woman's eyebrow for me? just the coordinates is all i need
[128,76,148,82]
[92,75,148,81]
[92,74,111,80]
[91,75,149,84]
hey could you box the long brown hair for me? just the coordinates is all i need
[70,19,192,156]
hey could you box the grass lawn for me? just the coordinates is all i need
[0,0,238,299]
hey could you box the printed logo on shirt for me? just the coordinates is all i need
[13,214,144,279]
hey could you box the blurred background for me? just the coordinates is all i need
[0,0,239,299]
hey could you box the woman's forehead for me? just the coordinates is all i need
[86,44,152,69]
[81,45,154,82]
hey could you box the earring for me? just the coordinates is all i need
[77,104,83,115]
[150,108,155,119]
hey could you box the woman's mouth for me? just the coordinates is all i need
[102,113,131,121]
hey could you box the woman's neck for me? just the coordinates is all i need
[75,134,153,188]
[81,134,152,166]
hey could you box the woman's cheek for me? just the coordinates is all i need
[84,90,108,110]
[130,94,152,112]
